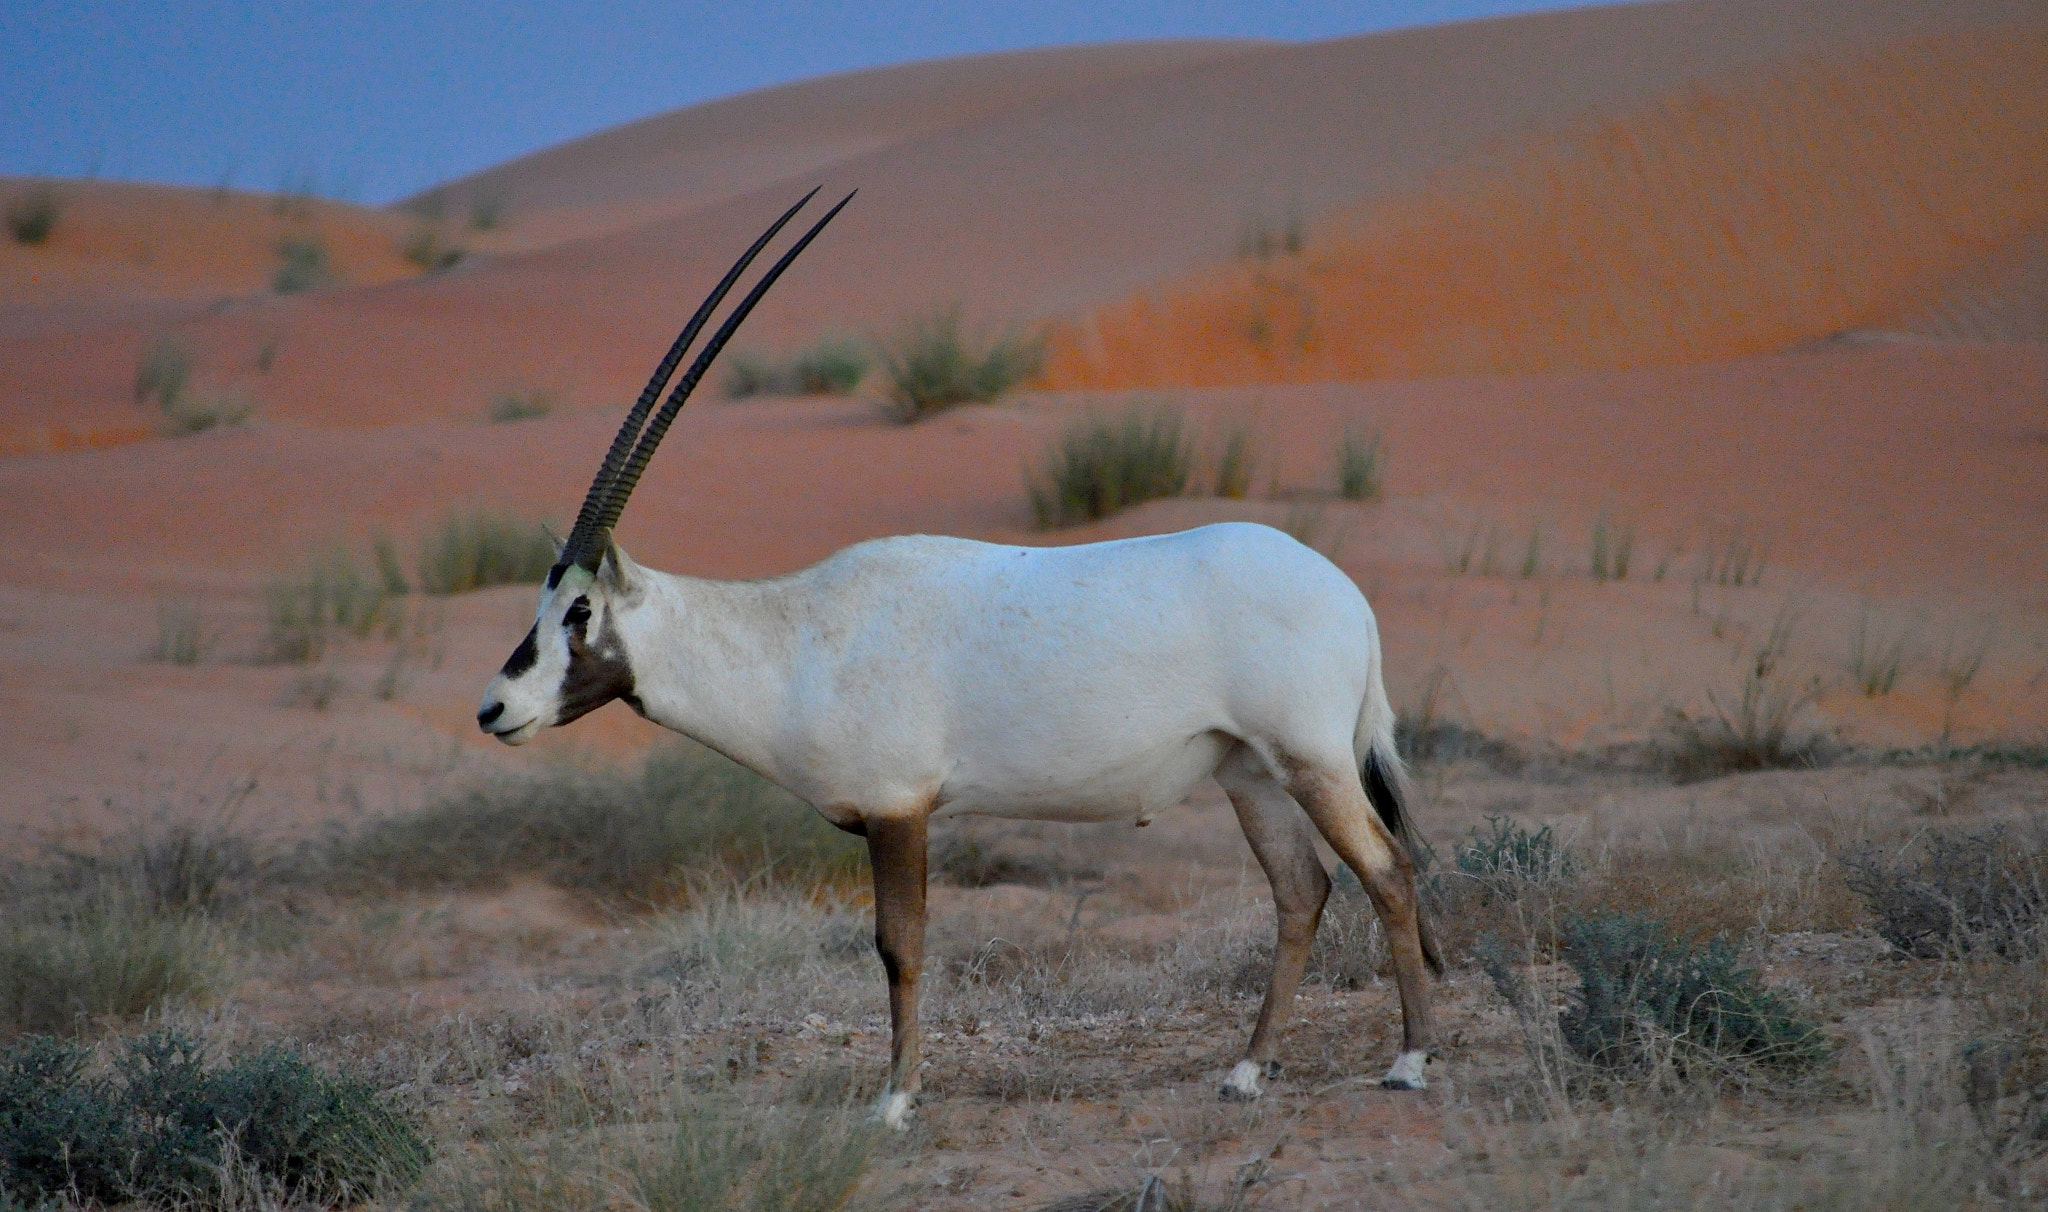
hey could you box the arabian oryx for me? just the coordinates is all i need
[477,190,1443,1128]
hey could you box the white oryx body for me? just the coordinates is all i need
[477,194,1439,1131]
[521,523,1383,828]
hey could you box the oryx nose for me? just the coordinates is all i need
[477,702,505,729]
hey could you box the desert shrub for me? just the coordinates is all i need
[626,1088,886,1212]
[1237,205,1304,260]
[469,194,504,231]
[1847,604,1915,696]
[0,1030,428,1206]
[1456,816,1576,887]
[1027,407,1192,527]
[1394,716,1523,771]
[725,338,869,398]
[875,307,1042,421]
[1588,513,1634,582]
[1208,422,1258,499]
[0,898,227,1037]
[1661,624,1827,781]
[487,388,553,423]
[5,185,60,245]
[147,599,208,665]
[1335,426,1384,501]
[413,510,555,595]
[272,236,332,293]
[1542,912,1828,1075]
[133,335,194,410]
[261,548,396,664]
[161,386,256,435]
[401,225,463,272]
[1842,827,2047,959]
[333,742,863,901]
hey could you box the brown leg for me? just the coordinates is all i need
[1216,747,1330,1100]
[1273,750,1436,1088]
[865,814,928,1126]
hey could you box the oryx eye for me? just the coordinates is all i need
[563,597,592,627]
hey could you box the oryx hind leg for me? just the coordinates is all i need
[1215,745,1331,1102]
[1261,743,1436,1090]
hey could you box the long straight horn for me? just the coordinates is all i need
[580,190,856,568]
[557,187,824,576]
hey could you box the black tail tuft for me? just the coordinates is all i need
[1362,747,1446,977]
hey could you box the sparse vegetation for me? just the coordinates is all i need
[1236,205,1304,260]
[1027,407,1192,527]
[133,336,194,412]
[1335,426,1384,501]
[1588,513,1634,582]
[1207,421,1258,499]
[1848,603,1916,696]
[412,510,555,595]
[401,225,464,273]
[260,546,400,664]
[1843,827,2047,958]
[145,599,208,665]
[5,184,61,245]
[0,899,227,1038]
[0,1030,429,1206]
[272,236,332,293]
[725,337,870,398]
[332,742,864,901]
[1662,612,1827,780]
[875,307,1043,421]
[1698,527,1767,587]
[160,386,256,435]
[468,193,505,232]
[487,388,554,423]
[1483,911,1829,1080]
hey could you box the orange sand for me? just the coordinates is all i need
[1042,24,2048,389]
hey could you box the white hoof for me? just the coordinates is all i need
[877,1089,915,1130]
[1219,1059,1265,1102]
[1381,1049,1429,1090]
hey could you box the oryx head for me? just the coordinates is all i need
[477,188,853,744]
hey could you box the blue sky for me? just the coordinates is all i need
[4,1,1624,206]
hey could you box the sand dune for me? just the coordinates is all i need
[1042,22,2048,388]
[408,40,1272,254]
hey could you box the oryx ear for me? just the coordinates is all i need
[598,540,641,592]
[541,523,565,559]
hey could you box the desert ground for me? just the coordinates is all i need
[2,0,2045,1207]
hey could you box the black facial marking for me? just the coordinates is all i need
[553,602,635,727]
[499,625,540,678]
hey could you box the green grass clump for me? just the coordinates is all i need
[332,742,864,902]
[413,511,555,595]
[272,236,333,293]
[1552,913,1830,1075]
[1209,422,1258,499]
[0,1030,429,1207]
[147,599,209,665]
[725,337,870,398]
[133,336,193,410]
[1588,513,1634,583]
[487,388,553,423]
[6,185,60,245]
[875,307,1042,422]
[1847,604,1915,697]
[626,1089,886,1212]
[0,900,227,1038]
[1027,407,1192,528]
[1335,426,1384,501]
[401,225,464,273]
[261,547,398,664]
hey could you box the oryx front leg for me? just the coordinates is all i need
[865,815,928,1129]
[1216,747,1330,1102]
[1274,750,1436,1090]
